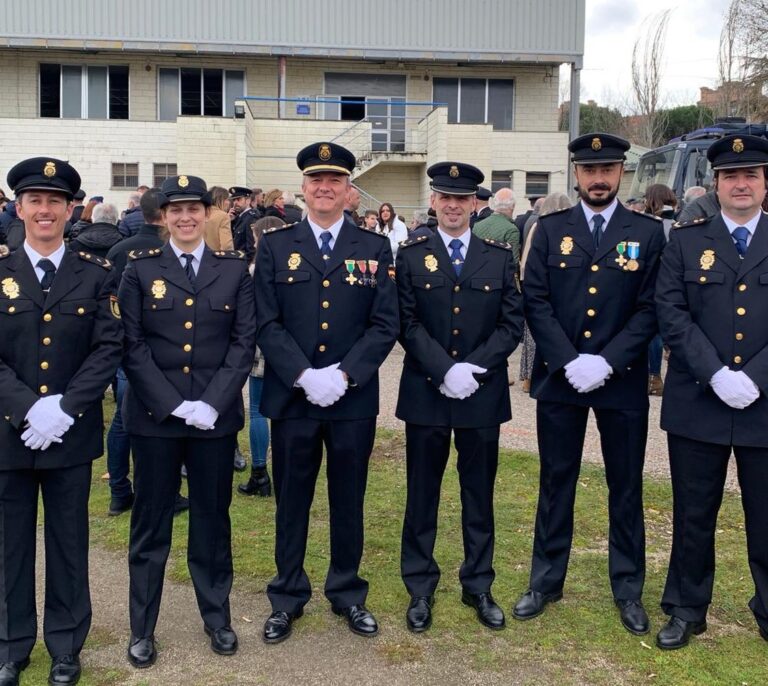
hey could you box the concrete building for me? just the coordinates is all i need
[0,0,585,214]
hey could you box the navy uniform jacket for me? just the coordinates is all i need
[118,244,256,438]
[255,217,399,420]
[524,203,665,409]
[395,232,524,428]
[656,213,768,447]
[0,248,122,470]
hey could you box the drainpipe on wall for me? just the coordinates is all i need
[278,56,287,119]
[567,62,581,199]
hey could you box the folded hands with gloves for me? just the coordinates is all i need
[297,363,348,407]
[439,363,488,400]
[710,367,760,409]
[22,394,74,451]
[564,354,613,393]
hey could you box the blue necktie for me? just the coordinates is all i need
[733,226,749,257]
[320,231,333,260]
[181,253,196,285]
[449,239,464,276]
[592,214,605,249]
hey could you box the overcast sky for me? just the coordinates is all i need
[571,0,731,110]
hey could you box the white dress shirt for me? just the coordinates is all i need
[308,216,345,252]
[169,239,205,276]
[581,198,618,235]
[437,227,471,259]
[23,241,66,283]
[721,210,761,248]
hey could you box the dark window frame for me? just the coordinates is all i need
[39,63,129,119]
[157,67,245,120]
[153,163,178,188]
[111,162,140,190]
[432,77,515,130]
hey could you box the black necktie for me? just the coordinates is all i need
[320,231,333,260]
[592,214,605,249]
[181,253,196,285]
[37,258,56,291]
[733,226,749,257]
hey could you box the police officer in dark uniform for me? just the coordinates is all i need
[655,134,768,649]
[118,175,256,667]
[255,142,398,643]
[514,133,665,635]
[470,185,493,228]
[228,186,257,263]
[0,158,122,686]
[395,162,524,632]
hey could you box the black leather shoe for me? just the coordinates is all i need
[0,658,30,686]
[108,493,134,516]
[512,589,563,620]
[204,625,238,655]
[656,616,707,650]
[616,599,650,635]
[263,609,303,644]
[127,636,157,669]
[461,591,506,630]
[406,596,434,633]
[48,654,81,685]
[233,448,247,472]
[173,493,189,516]
[331,604,379,637]
[238,467,272,497]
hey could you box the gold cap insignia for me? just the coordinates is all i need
[424,254,439,272]
[318,144,332,161]
[449,165,459,178]
[43,161,56,178]
[2,277,20,299]
[733,138,745,153]
[151,279,167,299]
[591,137,602,151]
[178,175,189,188]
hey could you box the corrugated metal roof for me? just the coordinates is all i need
[0,0,584,64]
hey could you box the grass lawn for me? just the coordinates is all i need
[28,396,768,685]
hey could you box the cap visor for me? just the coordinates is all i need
[302,164,351,175]
[430,183,477,196]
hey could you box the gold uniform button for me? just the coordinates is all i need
[451,350,458,357]
[40,361,49,370]
[483,285,490,291]
[184,322,193,329]
[425,283,432,290]
[318,345,326,352]
[734,356,743,364]
[453,285,460,293]
[584,331,592,338]
[39,385,48,394]
[588,287,598,294]
[591,265,599,272]
[321,322,329,330]
[587,309,596,317]
[699,276,707,283]
[453,306,461,314]
[452,329,460,336]
[737,307,746,316]
[287,277,294,283]
[77,307,85,315]
[42,337,51,346]
[185,298,194,306]
[183,344,192,352]
[738,284,747,292]
[736,333,744,341]
[323,280,330,288]
[43,313,52,322]
[183,366,190,374]
[322,301,330,309]
[560,262,567,269]
[8,306,15,314]
[224,305,230,311]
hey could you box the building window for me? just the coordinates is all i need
[525,172,550,197]
[432,78,514,130]
[158,68,245,120]
[153,163,177,188]
[39,64,129,119]
[491,171,512,193]
[112,163,139,190]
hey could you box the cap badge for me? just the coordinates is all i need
[733,138,745,154]
[591,137,602,151]
[319,144,332,161]
[449,165,459,178]
[178,175,189,188]
[287,253,302,270]
[424,254,439,272]
[43,161,57,178]
[151,279,167,299]
[700,249,715,271]
[2,277,20,299]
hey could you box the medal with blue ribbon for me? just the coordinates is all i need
[626,242,640,272]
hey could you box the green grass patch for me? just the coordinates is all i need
[82,398,768,684]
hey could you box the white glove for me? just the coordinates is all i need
[171,400,196,419]
[564,354,613,393]
[710,367,760,409]
[440,363,488,400]
[185,401,219,430]
[25,394,74,440]
[297,364,347,407]
[21,426,61,451]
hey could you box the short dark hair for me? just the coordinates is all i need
[140,187,165,223]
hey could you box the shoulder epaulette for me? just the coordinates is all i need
[631,209,663,221]
[212,250,246,260]
[482,238,515,251]
[264,222,297,234]
[399,235,429,249]
[356,224,387,237]
[128,248,162,260]
[540,207,570,219]
[672,216,710,230]
[0,245,10,259]
[77,251,112,269]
